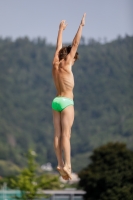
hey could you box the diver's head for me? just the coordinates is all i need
[58,45,79,62]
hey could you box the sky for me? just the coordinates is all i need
[0,0,133,44]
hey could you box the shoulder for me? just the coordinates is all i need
[52,62,59,71]
[61,59,72,72]
[64,55,73,69]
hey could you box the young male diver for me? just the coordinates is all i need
[52,13,86,180]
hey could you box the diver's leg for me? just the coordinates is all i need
[53,110,64,167]
[52,110,68,180]
[61,105,74,179]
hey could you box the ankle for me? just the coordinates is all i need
[57,163,64,168]
[64,164,71,169]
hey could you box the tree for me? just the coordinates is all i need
[7,150,60,200]
[78,142,133,200]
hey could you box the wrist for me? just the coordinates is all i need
[59,27,63,31]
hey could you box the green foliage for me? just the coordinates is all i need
[0,160,20,177]
[0,36,133,174]
[38,174,61,190]
[5,150,60,200]
[78,142,133,200]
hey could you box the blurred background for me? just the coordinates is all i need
[0,0,133,199]
[0,0,133,43]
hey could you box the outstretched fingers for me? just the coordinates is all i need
[81,13,86,26]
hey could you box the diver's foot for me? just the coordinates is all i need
[63,165,72,180]
[57,166,69,180]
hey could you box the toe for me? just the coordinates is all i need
[62,175,69,180]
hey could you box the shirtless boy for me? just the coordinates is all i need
[52,13,86,180]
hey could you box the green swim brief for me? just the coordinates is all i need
[52,97,74,112]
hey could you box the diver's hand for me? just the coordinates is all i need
[59,20,67,30]
[80,13,86,26]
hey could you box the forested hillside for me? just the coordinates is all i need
[0,36,133,174]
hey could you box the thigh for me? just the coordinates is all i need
[53,110,61,137]
[61,105,74,134]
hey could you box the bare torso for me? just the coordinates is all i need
[52,60,74,99]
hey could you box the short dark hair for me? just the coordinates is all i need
[58,45,79,61]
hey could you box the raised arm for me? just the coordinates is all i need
[67,13,86,62]
[53,20,67,64]
[72,13,86,46]
[56,20,67,50]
